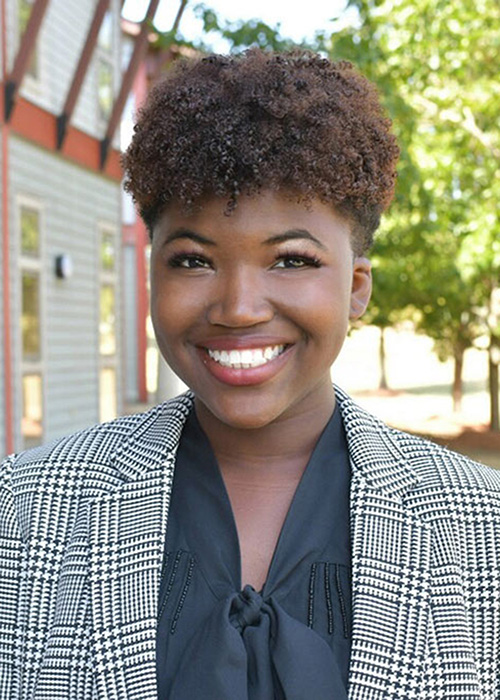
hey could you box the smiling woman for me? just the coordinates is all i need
[2,49,500,700]
[150,192,371,433]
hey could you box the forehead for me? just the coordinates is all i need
[154,190,354,247]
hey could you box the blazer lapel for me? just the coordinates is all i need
[87,394,192,700]
[337,390,433,700]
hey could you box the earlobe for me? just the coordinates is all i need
[349,257,372,320]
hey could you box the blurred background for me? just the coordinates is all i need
[1,0,498,467]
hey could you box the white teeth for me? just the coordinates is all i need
[229,350,241,368]
[207,345,286,368]
[240,350,253,365]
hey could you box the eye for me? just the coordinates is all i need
[168,253,212,269]
[273,254,322,269]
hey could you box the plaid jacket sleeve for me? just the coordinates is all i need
[0,454,24,700]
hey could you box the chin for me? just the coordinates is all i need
[197,395,283,431]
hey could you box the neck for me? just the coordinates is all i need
[195,386,336,479]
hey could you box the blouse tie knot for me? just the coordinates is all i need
[229,585,269,632]
[168,584,348,699]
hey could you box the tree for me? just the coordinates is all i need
[154,2,308,54]
[326,0,500,427]
[153,0,500,427]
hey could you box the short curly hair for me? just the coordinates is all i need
[122,49,399,254]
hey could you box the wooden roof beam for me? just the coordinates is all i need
[148,0,188,84]
[171,0,188,35]
[100,0,162,168]
[5,0,51,121]
[57,0,111,149]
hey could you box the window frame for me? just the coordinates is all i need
[17,195,46,449]
[16,0,43,91]
[95,8,116,128]
[98,222,119,422]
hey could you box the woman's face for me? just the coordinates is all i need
[150,190,372,430]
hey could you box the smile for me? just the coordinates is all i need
[206,345,286,369]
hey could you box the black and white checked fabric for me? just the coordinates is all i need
[1,388,499,699]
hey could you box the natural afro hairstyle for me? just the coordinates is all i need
[122,49,399,254]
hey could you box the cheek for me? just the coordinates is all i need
[150,283,181,345]
[151,278,206,342]
[287,280,351,329]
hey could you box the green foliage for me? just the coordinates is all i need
[325,0,500,368]
[153,0,500,375]
[193,4,300,51]
[154,3,309,54]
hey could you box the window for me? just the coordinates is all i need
[97,59,113,121]
[22,374,43,448]
[19,200,44,448]
[21,205,40,255]
[99,227,118,422]
[97,10,113,51]
[99,367,117,423]
[18,0,39,80]
[96,10,114,123]
[99,283,116,356]
[22,271,41,359]
[101,230,116,271]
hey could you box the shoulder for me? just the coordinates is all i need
[8,405,156,473]
[335,385,500,504]
[389,426,500,492]
[377,424,500,531]
[1,392,194,507]
[1,393,193,541]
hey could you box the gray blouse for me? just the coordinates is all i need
[157,406,352,699]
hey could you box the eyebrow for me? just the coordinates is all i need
[162,227,328,250]
[264,229,328,251]
[163,228,216,246]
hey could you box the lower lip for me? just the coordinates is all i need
[197,346,293,386]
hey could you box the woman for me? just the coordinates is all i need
[1,50,499,700]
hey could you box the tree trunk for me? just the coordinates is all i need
[489,337,500,432]
[452,346,464,413]
[379,326,388,390]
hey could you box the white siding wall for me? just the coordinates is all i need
[9,136,121,449]
[8,0,122,143]
[0,131,5,454]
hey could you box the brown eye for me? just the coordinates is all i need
[169,254,212,269]
[273,255,321,269]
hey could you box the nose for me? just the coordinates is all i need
[206,266,274,328]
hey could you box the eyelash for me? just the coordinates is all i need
[168,253,211,269]
[167,251,322,270]
[273,253,322,269]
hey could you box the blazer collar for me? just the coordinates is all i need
[108,387,419,501]
[335,386,420,500]
[108,392,193,482]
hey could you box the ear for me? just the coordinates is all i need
[349,257,372,320]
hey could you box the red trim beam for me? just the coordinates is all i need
[57,0,111,149]
[5,0,50,120]
[9,95,122,180]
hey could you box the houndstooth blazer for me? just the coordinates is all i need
[1,387,500,699]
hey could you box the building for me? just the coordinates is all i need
[0,0,162,455]
[120,13,191,408]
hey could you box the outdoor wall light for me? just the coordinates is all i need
[55,254,74,279]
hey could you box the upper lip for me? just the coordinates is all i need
[197,336,292,351]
